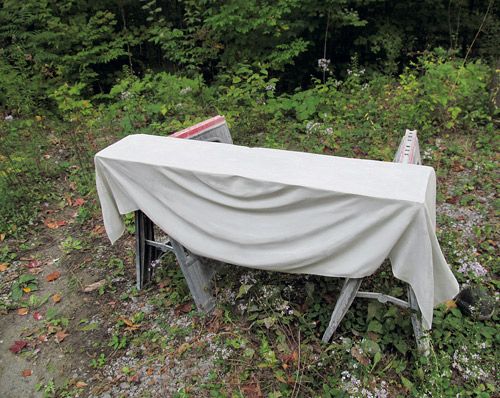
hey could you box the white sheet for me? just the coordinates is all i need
[95,134,459,329]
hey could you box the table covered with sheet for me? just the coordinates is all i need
[94,134,459,329]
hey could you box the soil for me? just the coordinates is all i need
[0,201,162,397]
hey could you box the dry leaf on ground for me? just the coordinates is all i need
[241,380,263,398]
[28,268,43,275]
[9,340,28,354]
[92,225,105,235]
[26,260,41,268]
[44,219,66,229]
[55,330,69,343]
[52,293,62,303]
[351,346,370,366]
[75,381,87,388]
[21,369,32,377]
[174,302,192,315]
[176,342,191,356]
[73,198,85,207]
[46,271,61,282]
[83,279,106,292]
[128,375,140,384]
[17,308,29,316]
[119,317,141,331]
[0,263,8,272]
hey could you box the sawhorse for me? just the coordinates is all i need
[134,123,430,354]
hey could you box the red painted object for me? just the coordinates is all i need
[170,115,226,139]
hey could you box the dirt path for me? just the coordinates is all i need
[0,194,227,398]
[0,204,123,397]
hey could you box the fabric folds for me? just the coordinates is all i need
[95,134,459,329]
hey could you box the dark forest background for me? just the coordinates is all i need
[1,0,498,113]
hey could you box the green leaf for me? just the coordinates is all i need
[236,284,252,299]
[11,285,23,301]
[360,338,381,357]
[19,274,36,284]
[367,320,383,333]
[401,376,413,389]
[372,351,382,370]
[394,340,408,355]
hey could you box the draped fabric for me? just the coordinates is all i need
[95,134,459,329]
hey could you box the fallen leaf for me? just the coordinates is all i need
[73,198,85,207]
[174,302,192,315]
[92,225,105,235]
[9,340,28,354]
[33,312,43,321]
[21,369,32,377]
[22,287,31,293]
[64,193,73,206]
[83,279,106,292]
[351,346,370,366]
[452,162,465,172]
[38,335,48,343]
[26,260,41,268]
[119,317,140,331]
[46,271,61,282]
[46,325,57,334]
[28,268,43,275]
[275,373,287,383]
[158,277,172,289]
[120,317,135,327]
[281,350,298,364]
[128,374,140,384]
[176,342,191,356]
[75,381,87,388]
[55,330,69,343]
[52,293,62,303]
[241,380,263,398]
[44,219,66,229]
[0,263,8,272]
[445,300,457,310]
[17,308,29,316]
[146,368,154,376]
[69,182,77,191]
[0,233,5,241]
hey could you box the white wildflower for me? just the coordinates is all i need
[318,58,331,72]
